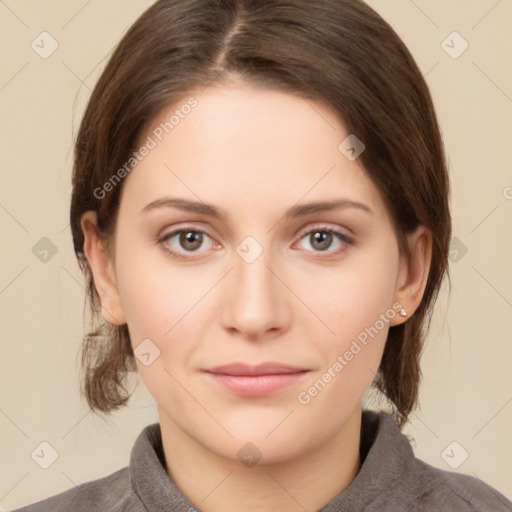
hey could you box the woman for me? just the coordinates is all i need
[13,0,512,510]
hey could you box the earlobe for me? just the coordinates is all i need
[391,226,432,326]
[80,211,126,326]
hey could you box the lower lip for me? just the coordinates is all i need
[204,371,310,397]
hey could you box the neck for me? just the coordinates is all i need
[159,408,362,512]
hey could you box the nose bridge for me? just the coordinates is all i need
[237,240,272,293]
[222,233,287,337]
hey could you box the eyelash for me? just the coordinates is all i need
[155,224,354,261]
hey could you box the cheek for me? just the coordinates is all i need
[297,238,399,393]
[114,230,204,341]
[114,258,203,407]
[301,235,399,339]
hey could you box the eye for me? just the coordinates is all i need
[294,225,354,258]
[157,228,217,260]
[156,224,354,261]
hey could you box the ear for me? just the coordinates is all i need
[390,225,432,326]
[80,211,126,326]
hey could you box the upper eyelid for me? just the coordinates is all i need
[159,222,216,241]
[295,223,352,238]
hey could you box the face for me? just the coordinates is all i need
[95,83,410,463]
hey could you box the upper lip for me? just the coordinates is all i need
[203,362,309,376]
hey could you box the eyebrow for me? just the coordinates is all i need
[141,197,373,218]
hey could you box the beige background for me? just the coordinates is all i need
[1,0,511,509]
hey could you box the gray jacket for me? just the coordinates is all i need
[11,410,512,511]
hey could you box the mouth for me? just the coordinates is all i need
[202,362,310,397]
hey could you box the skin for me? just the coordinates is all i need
[81,82,432,511]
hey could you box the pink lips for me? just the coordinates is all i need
[202,362,310,397]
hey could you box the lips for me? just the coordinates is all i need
[202,362,310,397]
[204,362,309,376]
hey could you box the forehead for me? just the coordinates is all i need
[119,84,386,221]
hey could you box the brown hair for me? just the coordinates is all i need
[70,0,451,429]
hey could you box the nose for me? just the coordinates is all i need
[220,241,291,341]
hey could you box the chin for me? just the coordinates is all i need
[209,422,317,466]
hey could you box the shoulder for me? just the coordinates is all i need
[10,423,163,512]
[404,456,512,511]
[10,467,144,512]
[358,411,512,512]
